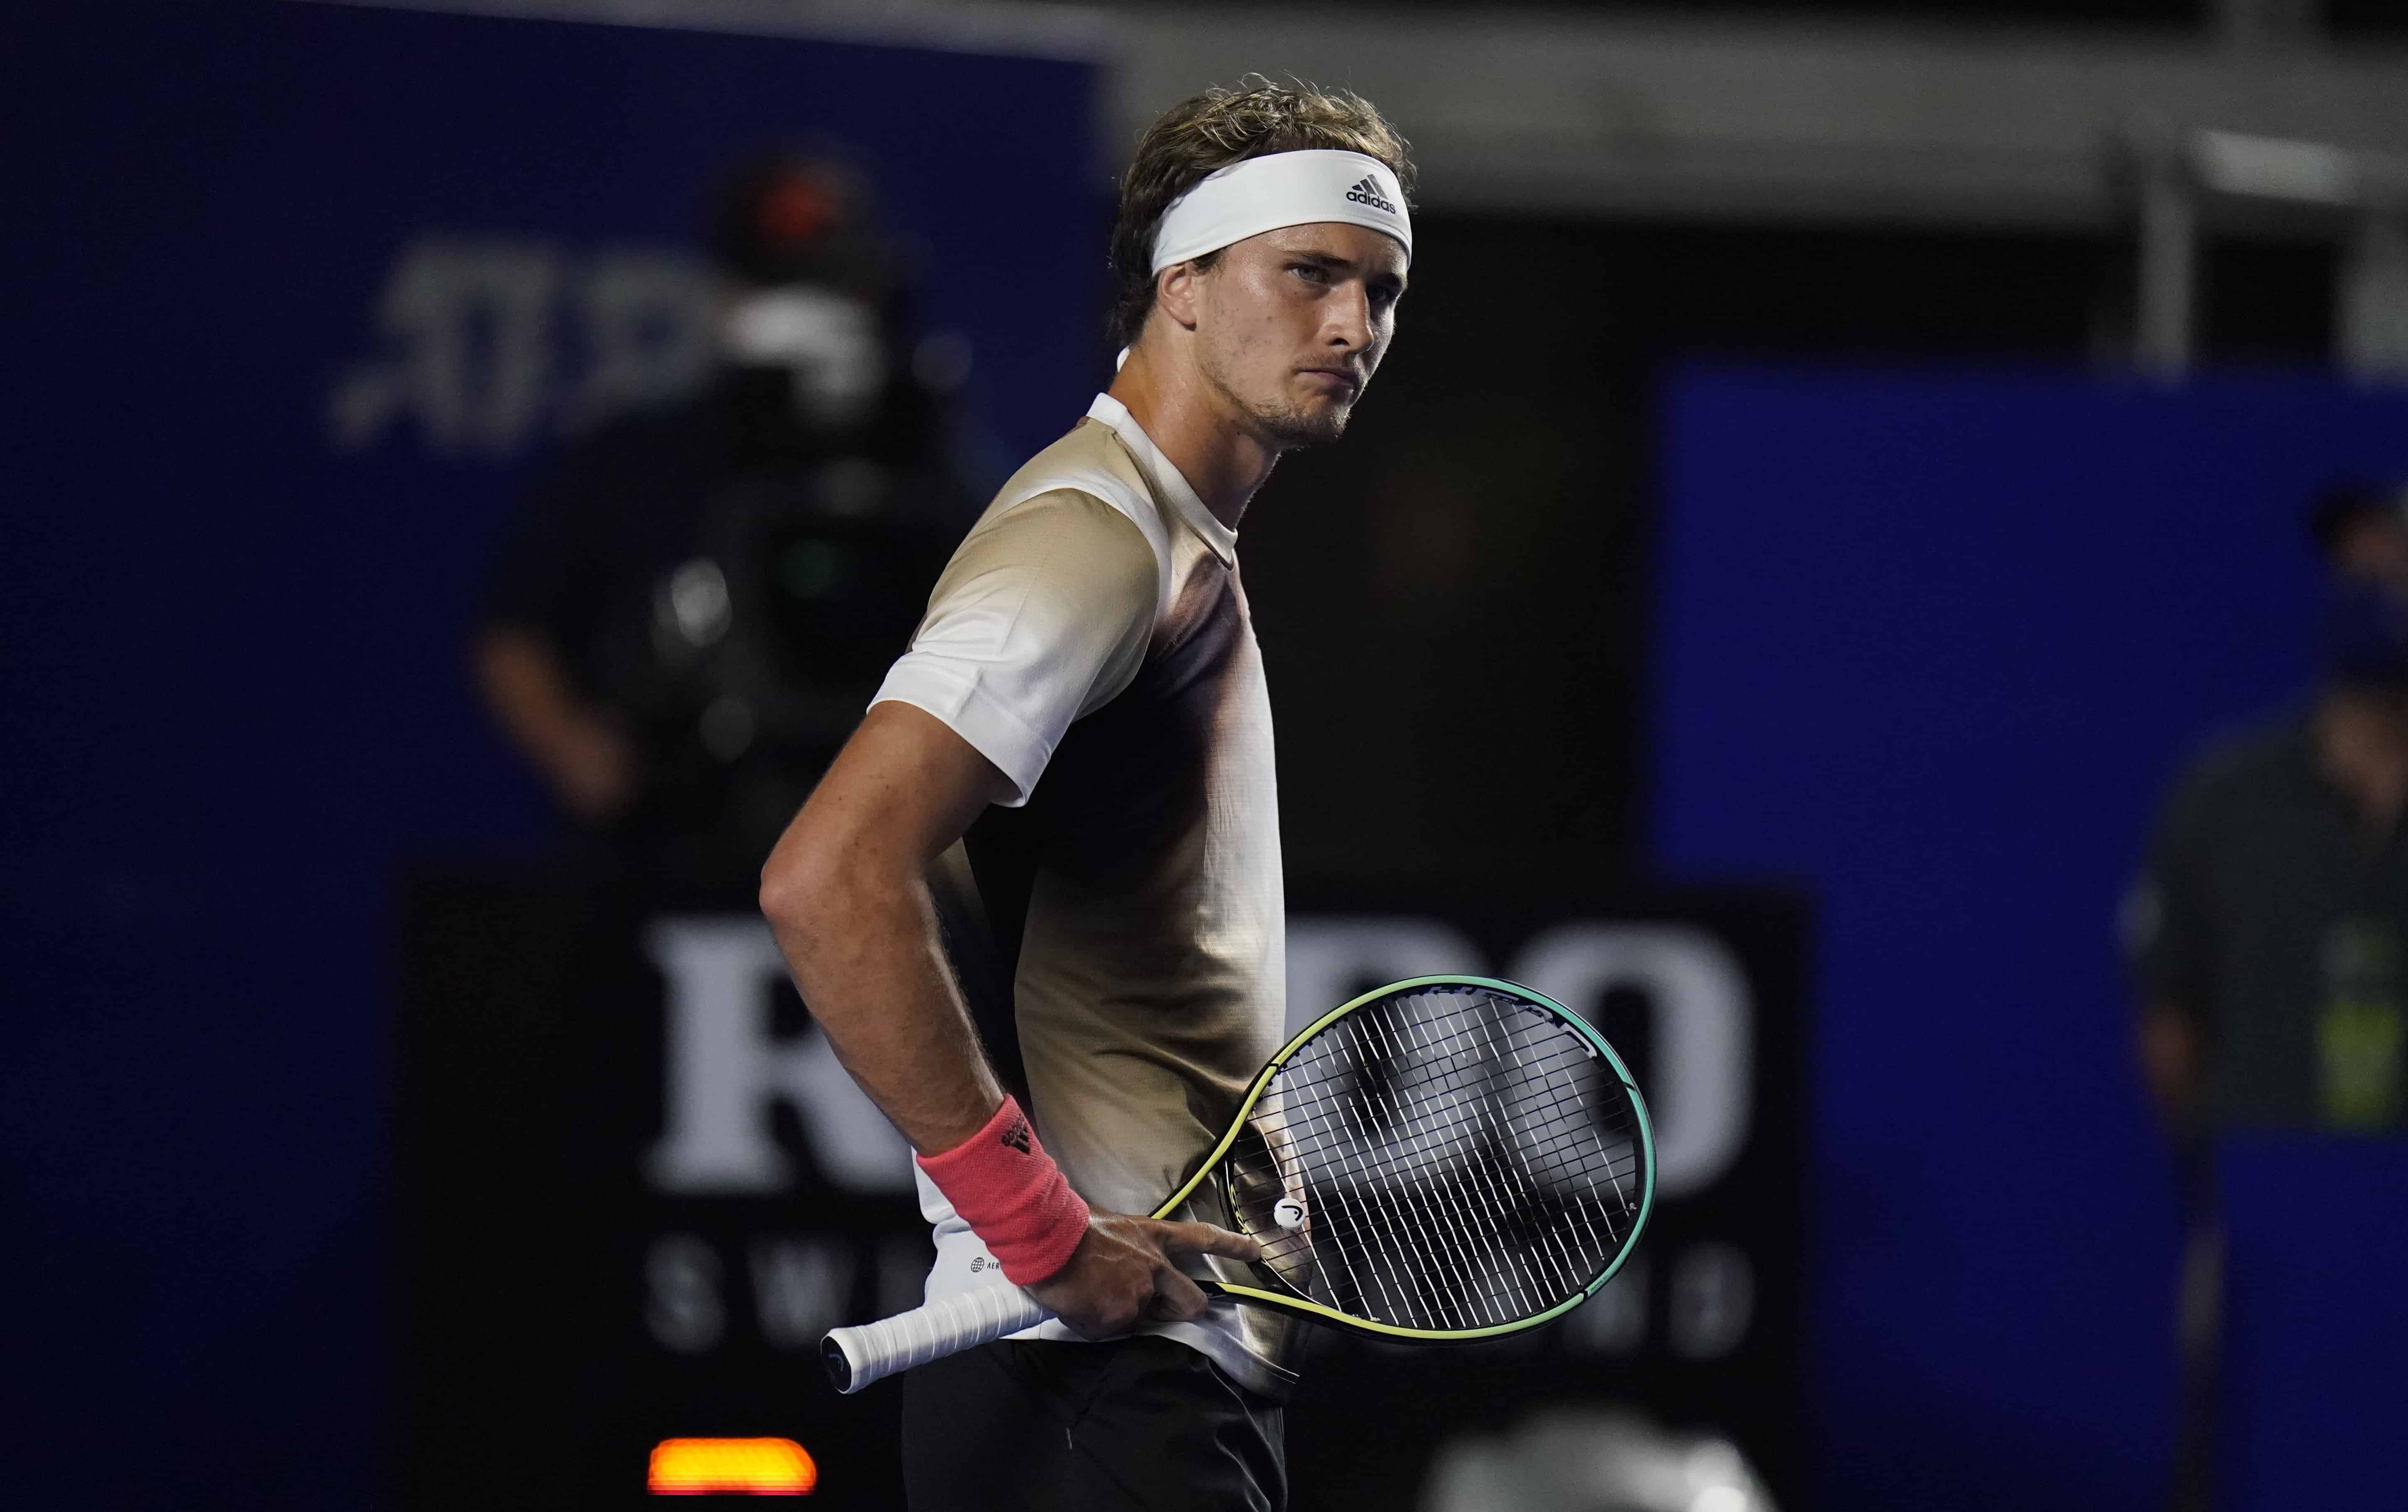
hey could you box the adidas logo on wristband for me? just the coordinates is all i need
[915,1094,1091,1288]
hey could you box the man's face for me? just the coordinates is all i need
[1186,222,1407,450]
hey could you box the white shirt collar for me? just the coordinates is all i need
[1085,393,1237,564]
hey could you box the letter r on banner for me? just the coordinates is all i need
[644,917,914,1194]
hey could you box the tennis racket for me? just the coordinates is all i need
[823,974,1654,1392]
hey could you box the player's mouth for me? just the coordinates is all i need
[1296,366,1361,395]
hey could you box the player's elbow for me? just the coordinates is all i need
[759,827,845,940]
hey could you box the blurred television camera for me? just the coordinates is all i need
[474,150,973,887]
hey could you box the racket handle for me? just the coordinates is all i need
[821,1284,1054,1393]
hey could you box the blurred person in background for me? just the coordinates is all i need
[2131,480,2408,1135]
[474,150,969,889]
[2124,478,2408,1511]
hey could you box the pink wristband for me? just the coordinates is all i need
[914,1096,1092,1286]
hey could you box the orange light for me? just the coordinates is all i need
[648,1437,818,1496]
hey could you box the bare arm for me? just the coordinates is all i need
[758,700,1257,1334]
[473,626,637,824]
[758,700,1013,1152]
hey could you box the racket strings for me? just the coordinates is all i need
[1334,1010,1594,1322]
[1228,986,1645,1332]
[1283,1006,1620,1329]
[1247,1035,1640,1178]
[1245,1020,1641,1209]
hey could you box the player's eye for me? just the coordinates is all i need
[1288,262,1329,284]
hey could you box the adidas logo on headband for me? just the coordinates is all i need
[1344,175,1398,215]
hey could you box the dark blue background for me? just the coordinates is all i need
[2219,1134,2408,1510]
[1,5,1095,1502]
[1651,365,2408,1509]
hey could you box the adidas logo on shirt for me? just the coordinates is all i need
[1344,175,1397,214]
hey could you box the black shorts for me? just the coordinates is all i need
[900,1336,1286,1512]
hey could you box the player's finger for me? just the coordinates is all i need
[1158,1220,1262,1263]
[1151,1265,1210,1321]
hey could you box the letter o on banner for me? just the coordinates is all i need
[1508,925,1753,1198]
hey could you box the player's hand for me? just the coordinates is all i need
[547,714,638,823]
[1027,1211,1261,1340]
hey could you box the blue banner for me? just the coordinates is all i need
[4,5,1097,1503]
[1652,364,2408,1511]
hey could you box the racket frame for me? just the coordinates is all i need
[821,974,1656,1392]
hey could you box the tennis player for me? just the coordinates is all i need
[759,81,1413,1509]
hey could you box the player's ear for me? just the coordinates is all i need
[1154,261,1204,332]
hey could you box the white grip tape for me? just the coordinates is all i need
[823,1283,1054,1393]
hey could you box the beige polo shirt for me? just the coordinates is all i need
[870,393,1296,1394]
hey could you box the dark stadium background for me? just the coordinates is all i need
[7,1,2404,1508]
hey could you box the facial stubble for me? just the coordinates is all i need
[1198,349,1356,452]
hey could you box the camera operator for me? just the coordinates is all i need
[475,153,970,888]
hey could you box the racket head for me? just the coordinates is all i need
[1178,974,1654,1342]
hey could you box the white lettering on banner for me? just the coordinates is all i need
[750,1238,856,1349]
[328,237,556,454]
[1668,1242,1755,1359]
[1509,924,1753,1199]
[328,235,716,456]
[1562,1254,1650,1357]
[644,1234,725,1353]
[637,913,1748,1206]
[568,249,720,428]
[1284,917,1485,1037]
[643,918,914,1196]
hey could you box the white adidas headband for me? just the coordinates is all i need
[1149,149,1411,273]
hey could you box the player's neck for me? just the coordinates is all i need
[1107,351,1277,532]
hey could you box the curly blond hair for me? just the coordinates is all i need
[1109,77,1415,346]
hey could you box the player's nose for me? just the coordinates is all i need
[1322,281,1374,346]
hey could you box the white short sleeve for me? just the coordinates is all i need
[871,489,1159,805]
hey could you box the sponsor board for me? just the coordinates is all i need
[399,871,1805,1508]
